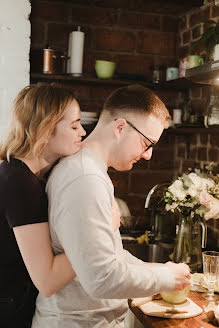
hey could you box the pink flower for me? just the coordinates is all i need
[204,197,219,221]
[199,191,212,207]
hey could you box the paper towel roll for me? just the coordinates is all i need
[67,26,84,75]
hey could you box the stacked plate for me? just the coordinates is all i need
[81,111,98,125]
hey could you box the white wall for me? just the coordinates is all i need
[0,0,31,136]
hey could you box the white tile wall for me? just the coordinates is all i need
[0,0,31,136]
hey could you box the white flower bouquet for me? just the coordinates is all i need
[164,167,219,222]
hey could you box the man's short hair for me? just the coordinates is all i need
[100,84,171,126]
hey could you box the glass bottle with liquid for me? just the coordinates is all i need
[205,93,219,127]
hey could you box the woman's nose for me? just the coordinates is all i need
[141,148,153,161]
[80,124,86,136]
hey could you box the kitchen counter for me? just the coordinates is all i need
[128,291,216,328]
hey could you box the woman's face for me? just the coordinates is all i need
[45,99,86,160]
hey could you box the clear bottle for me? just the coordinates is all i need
[205,93,219,127]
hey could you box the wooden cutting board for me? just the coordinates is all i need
[136,297,203,319]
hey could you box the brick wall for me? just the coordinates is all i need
[176,1,219,171]
[30,0,181,216]
[30,1,218,246]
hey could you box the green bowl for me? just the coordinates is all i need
[160,286,190,304]
[95,60,116,79]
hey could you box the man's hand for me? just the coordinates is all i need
[165,262,191,291]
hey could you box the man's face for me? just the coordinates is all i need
[112,114,165,171]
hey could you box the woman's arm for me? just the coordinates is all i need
[13,222,76,297]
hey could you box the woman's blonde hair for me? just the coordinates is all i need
[0,82,76,161]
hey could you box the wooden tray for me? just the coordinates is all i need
[132,296,203,319]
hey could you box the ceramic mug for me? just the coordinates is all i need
[187,55,203,69]
[166,67,179,81]
[95,60,116,79]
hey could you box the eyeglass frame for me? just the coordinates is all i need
[114,118,156,152]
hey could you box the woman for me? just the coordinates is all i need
[0,82,86,327]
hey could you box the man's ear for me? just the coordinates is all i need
[113,118,127,139]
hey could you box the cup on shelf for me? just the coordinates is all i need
[187,55,203,69]
[166,67,179,81]
[95,60,116,79]
[173,108,182,125]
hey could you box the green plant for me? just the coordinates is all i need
[194,19,219,56]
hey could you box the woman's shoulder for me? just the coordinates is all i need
[0,158,44,194]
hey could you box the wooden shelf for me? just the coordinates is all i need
[166,126,219,135]
[30,73,203,91]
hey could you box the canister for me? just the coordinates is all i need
[43,48,56,74]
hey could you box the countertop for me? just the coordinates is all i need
[128,291,217,328]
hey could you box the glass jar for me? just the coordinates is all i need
[205,93,219,127]
[173,216,207,273]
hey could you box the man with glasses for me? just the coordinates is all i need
[33,84,190,328]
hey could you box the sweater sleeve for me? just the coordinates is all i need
[50,174,175,299]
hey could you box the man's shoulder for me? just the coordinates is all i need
[48,148,109,186]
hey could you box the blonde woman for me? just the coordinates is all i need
[0,83,86,327]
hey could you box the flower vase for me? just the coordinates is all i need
[173,216,205,273]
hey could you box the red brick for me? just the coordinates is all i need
[212,4,219,18]
[208,148,219,162]
[189,147,197,160]
[47,23,77,48]
[133,158,150,170]
[179,15,187,30]
[108,170,129,197]
[31,21,45,47]
[189,7,211,28]
[31,2,70,23]
[182,30,190,44]
[137,31,176,56]
[192,25,201,40]
[114,54,153,76]
[155,90,179,108]
[182,160,201,172]
[90,85,117,100]
[130,170,174,194]
[161,16,178,33]
[149,149,175,169]
[119,12,160,30]
[190,134,198,146]
[91,0,128,9]
[177,145,186,158]
[202,85,214,98]
[191,39,205,56]
[125,195,146,216]
[177,45,190,58]
[30,48,43,73]
[190,86,201,98]
[200,133,209,145]
[210,134,219,147]
[71,6,117,26]
[197,147,207,161]
[79,99,103,113]
[190,99,207,114]
[93,29,135,52]
[70,85,90,101]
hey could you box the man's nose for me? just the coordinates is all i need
[141,148,153,161]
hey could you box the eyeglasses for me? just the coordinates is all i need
[114,118,155,152]
[126,120,155,152]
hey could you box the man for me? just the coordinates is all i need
[32,84,190,328]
